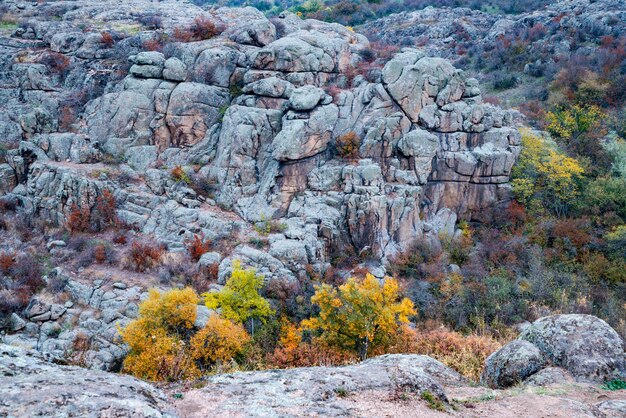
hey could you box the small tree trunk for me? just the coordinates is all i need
[362,336,369,361]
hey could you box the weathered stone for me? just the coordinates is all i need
[163,57,187,81]
[0,344,174,417]
[289,85,325,110]
[481,340,548,389]
[520,314,625,383]
[179,354,464,416]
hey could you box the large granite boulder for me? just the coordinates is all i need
[482,314,625,388]
[481,340,548,389]
[0,344,174,417]
[519,314,625,383]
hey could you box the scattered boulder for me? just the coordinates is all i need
[523,367,575,387]
[481,340,548,389]
[520,314,625,383]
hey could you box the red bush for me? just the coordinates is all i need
[94,244,107,264]
[185,234,211,262]
[142,38,164,52]
[39,52,70,74]
[0,252,14,274]
[101,32,114,48]
[128,241,164,272]
[173,16,221,43]
[92,190,117,230]
[113,231,128,245]
[66,203,91,233]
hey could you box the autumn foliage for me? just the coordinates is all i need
[190,315,250,366]
[185,234,211,262]
[128,241,164,272]
[302,274,416,360]
[121,288,252,381]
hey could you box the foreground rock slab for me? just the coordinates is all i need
[0,344,175,418]
[176,354,465,417]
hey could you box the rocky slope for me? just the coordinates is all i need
[360,0,626,105]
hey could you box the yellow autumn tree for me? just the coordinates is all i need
[121,288,200,381]
[190,315,251,366]
[512,130,584,217]
[302,274,416,360]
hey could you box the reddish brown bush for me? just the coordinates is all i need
[185,234,211,262]
[113,231,128,245]
[128,241,164,272]
[173,16,221,42]
[92,190,117,231]
[94,244,107,264]
[39,51,70,74]
[190,16,220,40]
[0,252,15,274]
[66,203,91,233]
[142,38,164,52]
[100,32,114,48]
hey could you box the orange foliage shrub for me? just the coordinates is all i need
[128,241,164,272]
[267,321,357,368]
[121,288,200,381]
[190,315,250,367]
[408,329,503,381]
[185,234,211,262]
[335,131,360,159]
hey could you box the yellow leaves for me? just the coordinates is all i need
[546,104,606,142]
[121,287,252,381]
[121,288,201,382]
[135,287,198,334]
[303,273,416,360]
[190,315,250,365]
[512,129,585,216]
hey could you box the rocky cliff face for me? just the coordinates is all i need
[0,0,520,283]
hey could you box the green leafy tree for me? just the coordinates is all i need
[204,260,274,334]
[302,274,416,360]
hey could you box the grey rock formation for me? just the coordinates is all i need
[481,340,548,389]
[181,354,464,416]
[483,314,626,388]
[0,344,174,417]
[0,0,525,365]
[520,314,625,383]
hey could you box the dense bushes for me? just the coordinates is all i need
[204,261,274,334]
[121,288,250,381]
